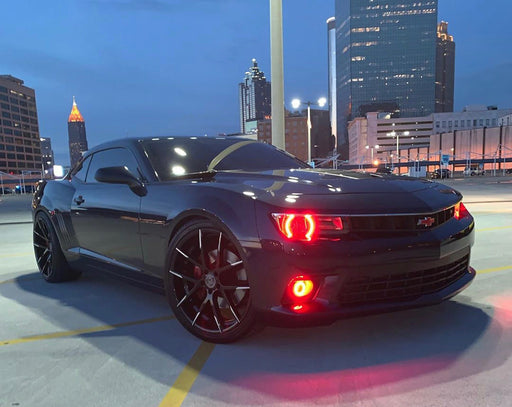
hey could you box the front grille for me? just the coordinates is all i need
[347,206,455,233]
[337,255,469,305]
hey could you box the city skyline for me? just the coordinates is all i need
[2,0,512,165]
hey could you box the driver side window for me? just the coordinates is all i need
[85,148,140,183]
[71,155,92,182]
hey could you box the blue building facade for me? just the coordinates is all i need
[335,0,438,159]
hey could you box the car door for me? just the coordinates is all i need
[70,147,144,271]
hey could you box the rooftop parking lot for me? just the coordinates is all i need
[1,176,511,407]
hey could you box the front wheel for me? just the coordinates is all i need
[165,220,257,343]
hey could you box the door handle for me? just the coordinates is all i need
[74,195,85,205]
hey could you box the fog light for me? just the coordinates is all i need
[292,279,314,298]
[282,275,317,306]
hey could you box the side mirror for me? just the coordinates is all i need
[94,166,147,196]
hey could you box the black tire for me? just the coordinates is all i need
[165,220,257,343]
[33,212,81,282]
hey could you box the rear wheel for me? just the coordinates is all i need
[33,212,80,282]
[165,220,256,343]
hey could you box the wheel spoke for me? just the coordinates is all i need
[33,229,45,240]
[192,296,209,326]
[219,288,240,323]
[38,219,49,237]
[176,282,201,308]
[42,253,52,276]
[198,229,207,268]
[36,247,49,265]
[169,270,197,283]
[210,297,223,333]
[217,260,244,274]
[176,247,201,268]
[222,285,250,291]
[33,242,48,250]
[216,232,222,269]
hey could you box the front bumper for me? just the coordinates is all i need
[244,217,475,325]
[262,265,475,327]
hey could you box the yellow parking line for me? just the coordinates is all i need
[476,225,512,232]
[0,315,175,346]
[477,265,512,274]
[0,251,32,259]
[0,274,39,285]
[158,341,216,407]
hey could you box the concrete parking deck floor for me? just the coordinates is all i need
[0,177,511,407]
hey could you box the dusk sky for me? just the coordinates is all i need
[2,0,512,165]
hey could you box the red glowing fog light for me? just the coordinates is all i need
[283,275,318,306]
[292,279,314,298]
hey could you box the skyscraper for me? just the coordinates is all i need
[0,75,42,175]
[239,59,271,134]
[40,137,54,172]
[68,96,88,168]
[327,17,337,152]
[335,0,438,159]
[435,21,455,113]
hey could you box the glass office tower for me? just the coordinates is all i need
[435,21,455,113]
[239,59,271,135]
[335,0,438,159]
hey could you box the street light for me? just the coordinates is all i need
[365,144,379,165]
[291,97,327,164]
[386,129,409,172]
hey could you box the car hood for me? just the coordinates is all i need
[212,169,462,214]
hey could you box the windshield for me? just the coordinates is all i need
[140,137,309,181]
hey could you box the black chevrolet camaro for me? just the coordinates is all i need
[32,137,476,342]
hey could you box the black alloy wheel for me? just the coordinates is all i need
[33,212,80,282]
[166,220,256,343]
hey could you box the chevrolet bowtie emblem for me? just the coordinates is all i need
[417,217,435,227]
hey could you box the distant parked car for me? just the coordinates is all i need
[0,186,13,194]
[464,165,485,176]
[505,168,512,174]
[431,168,451,179]
[375,166,393,175]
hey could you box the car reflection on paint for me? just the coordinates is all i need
[32,137,476,342]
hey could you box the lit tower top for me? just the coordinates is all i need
[437,21,454,42]
[68,96,84,122]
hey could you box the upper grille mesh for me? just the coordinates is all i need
[347,206,455,233]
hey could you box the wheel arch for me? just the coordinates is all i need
[166,209,239,250]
